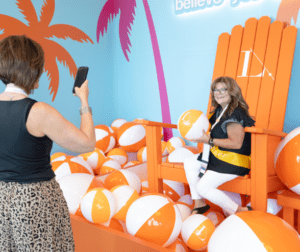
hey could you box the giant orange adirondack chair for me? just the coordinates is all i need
[138,16,298,212]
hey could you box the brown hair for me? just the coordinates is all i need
[0,35,44,95]
[209,76,253,118]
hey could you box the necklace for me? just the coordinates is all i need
[2,83,28,101]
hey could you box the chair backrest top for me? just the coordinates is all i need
[207,16,297,132]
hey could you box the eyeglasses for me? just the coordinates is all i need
[212,88,228,94]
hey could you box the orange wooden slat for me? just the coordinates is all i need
[206,32,231,115]
[255,21,284,129]
[269,25,298,131]
[246,16,271,118]
[236,17,258,97]
[224,25,243,79]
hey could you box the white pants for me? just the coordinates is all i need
[183,154,239,215]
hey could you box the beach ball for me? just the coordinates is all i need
[208,211,300,252]
[80,187,117,224]
[126,193,182,247]
[203,209,225,228]
[51,156,93,180]
[247,198,282,216]
[111,118,127,137]
[167,146,200,163]
[57,173,104,215]
[95,218,127,233]
[166,137,186,154]
[123,161,140,168]
[95,124,116,153]
[275,127,300,194]
[181,214,215,251]
[117,122,146,152]
[167,238,189,252]
[163,180,185,202]
[161,141,168,156]
[51,152,67,162]
[100,158,122,175]
[141,180,149,194]
[79,148,106,175]
[110,185,139,221]
[104,169,141,194]
[178,194,194,209]
[178,110,210,141]
[137,146,147,163]
[107,148,128,167]
[175,202,192,221]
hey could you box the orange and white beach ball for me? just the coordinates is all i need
[100,159,122,175]
[203,209,225,228]
[123,161,140,168]
[275,127,300,194]
[141,180,149,194]
[137,146,147,163]
[95,218,127,233]
[104,169,141,194]
[178,194,194,209]
[208,211,300,252]
[107,148,128,167]
[167,146,200,163]
[178,109,210,141]
[79,148,106,175]
[111,118,127,136]
[57,173,104,216]
[110,185,139,221]
[175,202,192,221]
[95,125,116,153]
[163,179,185,202]
[80,187,117,224]
[117,122,146,152]
[161,141,168,156]
[167,238,189,252]
[166,137,186,154]
[181,214,215,251]
[52,156,93,180]
[51,152,67,162]
[126,194,182,247]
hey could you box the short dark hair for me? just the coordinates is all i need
[0,35,44,94]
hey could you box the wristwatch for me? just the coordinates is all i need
[208,137,214,147]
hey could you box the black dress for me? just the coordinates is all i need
[198,106,255,176]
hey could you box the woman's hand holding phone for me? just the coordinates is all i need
[74,80,89,102]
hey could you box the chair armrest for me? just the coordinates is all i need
[245,127,287,138]
[134,119,177,129]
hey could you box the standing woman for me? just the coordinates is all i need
[0,35,95,251]
[183,76,255,216]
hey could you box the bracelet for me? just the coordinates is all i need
[208,137,214,147]
[79,106,92,115]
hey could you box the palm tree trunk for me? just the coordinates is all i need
[142,0,173,141]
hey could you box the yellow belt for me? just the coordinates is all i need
[210,146,251,169]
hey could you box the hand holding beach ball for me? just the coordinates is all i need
[178,109,210,141]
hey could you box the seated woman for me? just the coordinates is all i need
[183,76,255,216]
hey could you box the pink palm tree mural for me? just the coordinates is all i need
[97,0,173,141]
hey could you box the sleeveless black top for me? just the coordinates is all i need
[0,98,55,183]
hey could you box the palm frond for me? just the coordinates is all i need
[96,0,121,42]
[45,24,93,44]
[40,0,55,27]
[119,1,137,61]
[0,14,28,33]
[43,39,77,101]
[16,0,38,26]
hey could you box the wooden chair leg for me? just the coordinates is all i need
[282,206,294,227]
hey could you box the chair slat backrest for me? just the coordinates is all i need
[205,16,297,132]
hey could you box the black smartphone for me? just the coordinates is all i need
[72,66,89,94]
